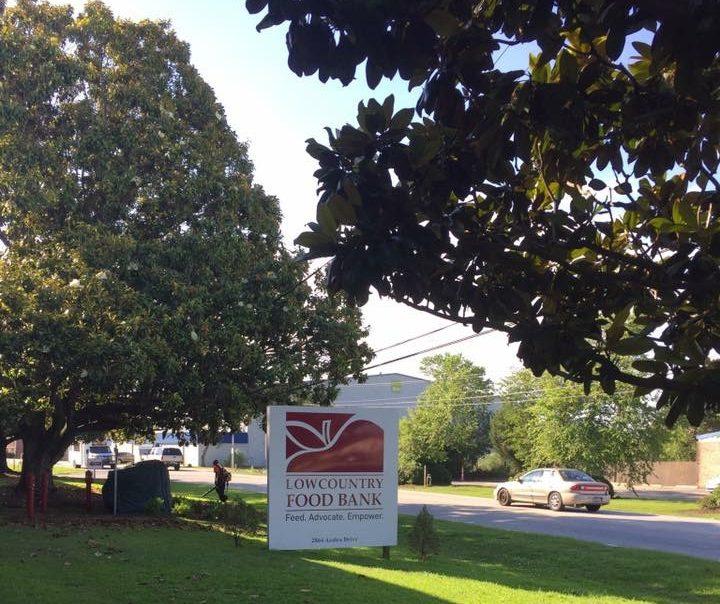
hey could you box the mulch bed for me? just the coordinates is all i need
[0,473,187,529]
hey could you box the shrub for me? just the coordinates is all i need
[144,497,167,516]
[408,505,439,561]
[222,451,248,469]
[700,487,720,510]
[422,463,452,486]
[172,496,260,532]
[401,463,453,486]
[476,451,510,478]
[398,455,419,485]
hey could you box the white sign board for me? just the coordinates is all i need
[267,405,399,550]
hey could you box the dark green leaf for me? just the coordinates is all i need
[424,9,461,36]
[606,304,632,346]
[557,49,579,83]
[343,179,362,206]
[328,194,357,225]
[631,41,651,58]
[294,230,333,248]
[672,200,697,228]
[605,28,625,61]
[608,336,654,355]
[390,108,415,131]
[381,95,395,122]
[317,204,337,237]
[614,182,632,195]
[632,359,667,373]
[246,0,267,14]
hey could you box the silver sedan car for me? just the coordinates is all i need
[494,468,611,512]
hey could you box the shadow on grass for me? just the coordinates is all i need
[300,517,720,604]
[0,522,447,604]
[4,476,718,603]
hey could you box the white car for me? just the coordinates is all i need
[494,468,611,512]
[145,446,183,470]
[69,443,115,468]
[706,475,720,491]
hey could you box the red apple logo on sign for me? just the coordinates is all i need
[286,412,384,473]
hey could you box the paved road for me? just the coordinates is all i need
[168,469,720,562]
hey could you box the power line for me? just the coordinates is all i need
[364,331,491,372]
[333,386,638,409]
[373,323,458,354]
[277,258,331,300]
[250,329,492,399]
[332,386,636,407]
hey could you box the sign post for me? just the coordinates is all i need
[267,406,399,551]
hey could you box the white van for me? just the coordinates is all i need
[145,446,183,470]
[68,442,115,468]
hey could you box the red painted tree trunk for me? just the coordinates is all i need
[0,437,8,474]
[16,429,70,498]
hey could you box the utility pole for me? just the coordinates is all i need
[113,444,119,516]
[231,431,235,469]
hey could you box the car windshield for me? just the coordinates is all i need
[89,446,110,454]
[559,469,594,482]
[164,448,181,455]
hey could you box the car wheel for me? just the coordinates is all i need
[548,491,564,512]
[586,504,601,513]
[497,488,512,506]
[174,464,180,471]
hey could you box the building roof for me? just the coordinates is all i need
[333,373,430,413]
[697,431,720,441]
[346,372,430,384]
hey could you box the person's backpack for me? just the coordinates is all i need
[222,468,232,484]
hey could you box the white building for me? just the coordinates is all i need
[118,419,268,468]
[331,372,431,416]
[92,372,486,469]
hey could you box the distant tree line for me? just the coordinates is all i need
[400,357,711,488]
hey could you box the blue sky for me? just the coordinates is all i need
[51,0,525,383]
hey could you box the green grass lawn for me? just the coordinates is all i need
[603,497,719,519]
[230,466,267,475]
[1,476,719,604]
[401,484,496,498]
[400,484,720,520]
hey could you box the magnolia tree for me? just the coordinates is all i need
[249,0,720,427]
[0,1,372,486]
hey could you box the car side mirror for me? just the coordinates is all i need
[517,478,523,483]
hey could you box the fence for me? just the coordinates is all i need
[613,461,698,487]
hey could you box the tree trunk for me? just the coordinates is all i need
[460,458,465,482]
[0,437,8,473]
[15,429,71,496]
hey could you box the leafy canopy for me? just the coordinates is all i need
[399,354,492,479]
[249,0,720,427]
[491,368,665,486]
[0,1,371,470]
